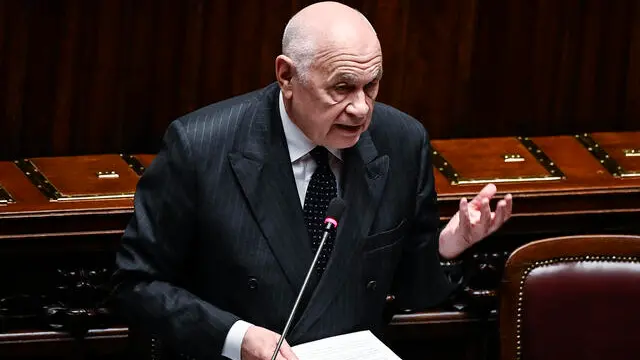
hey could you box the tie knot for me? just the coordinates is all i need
[310,146,330,167]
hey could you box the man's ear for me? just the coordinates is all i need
[275,55,295,99]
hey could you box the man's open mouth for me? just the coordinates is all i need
[335,124,362,132]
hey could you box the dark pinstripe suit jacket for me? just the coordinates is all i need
[112,82,455,359]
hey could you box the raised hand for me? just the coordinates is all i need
[438,183,513,259]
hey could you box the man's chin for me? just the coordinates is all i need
[326,133,362,149]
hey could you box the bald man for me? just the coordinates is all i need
[112,2,512,360]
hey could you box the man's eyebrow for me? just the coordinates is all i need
[331,67,383,84]
[333,73,359,83]
[373,67,383,81]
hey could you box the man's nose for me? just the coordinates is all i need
[346,90,369,118]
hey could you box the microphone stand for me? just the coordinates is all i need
[270,222,335,360]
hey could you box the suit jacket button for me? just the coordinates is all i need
[248,277,258,290]
[366,280,377,291]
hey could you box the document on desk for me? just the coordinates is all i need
[291,330,402,360]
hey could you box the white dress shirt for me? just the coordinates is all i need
[221,91,342,359]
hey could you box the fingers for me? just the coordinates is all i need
[241,326,297,360]
[489,200,507,234]
[471,183,497,204]
[261,343,288,360]
[279,341,299,360]
[489,193,513,234]
[479,197,491,233]
[504,193,513,218]
[458,197,470,231]
[459,190,513,245]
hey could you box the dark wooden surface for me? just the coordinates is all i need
[0,313,493,360]
[0,132,639,360]
[2,0,640,160]
[2,131,640,228]
[433,133,640,196]
[0,328,129,360]
[386,311,498,360]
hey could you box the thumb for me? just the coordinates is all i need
[279,340,299,360]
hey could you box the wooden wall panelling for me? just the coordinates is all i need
[2,0,640,160]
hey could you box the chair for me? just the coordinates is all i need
[499,235,640,360]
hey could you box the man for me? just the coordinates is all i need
[112,2,513,360]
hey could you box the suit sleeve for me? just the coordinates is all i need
[390,126,457,311]
[110,120,240,359]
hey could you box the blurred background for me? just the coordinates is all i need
[2,0,639,160]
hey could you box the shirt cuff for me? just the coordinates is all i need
[221,320,253,360]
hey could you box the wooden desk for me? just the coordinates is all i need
[0,312,494,360]
[1,132,639,360]
[0,328,128,360]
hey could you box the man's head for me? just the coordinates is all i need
[275,1,382,149]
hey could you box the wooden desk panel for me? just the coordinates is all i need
[0,313,495,360]
[0,132,639,360]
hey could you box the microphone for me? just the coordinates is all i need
[271,197,347,360]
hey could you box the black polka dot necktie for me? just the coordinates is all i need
[303,146,338,276]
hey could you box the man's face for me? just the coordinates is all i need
[286,46,383,149]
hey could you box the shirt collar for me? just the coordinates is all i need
[279,90,342,163]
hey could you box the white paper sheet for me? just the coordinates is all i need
[291,330,402,360]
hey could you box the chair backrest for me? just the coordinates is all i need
[499,234,640,360]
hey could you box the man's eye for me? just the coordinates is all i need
[365,81,378,89]
[335,84,351,92]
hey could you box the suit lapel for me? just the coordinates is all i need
[228,87,312,294]
[290,131,390,338]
